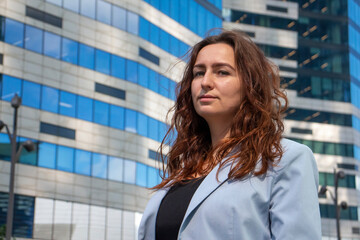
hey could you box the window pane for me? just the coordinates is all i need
[44,32,61,59]
[57,145,74,172]
[25,25,43,53]
[149,24,159,46]
[109,105,125,130]
[94,100,109,125]
[159,75,169,97]
[126,60,138,83]
[79,44,95,69]
[123,159,136,184]
[53,201,72,240]
[95,49,110,75]
[147,167,158,188]
[0,134,11,161]
[33,198,54,240]
[136,163,147,187]
[62,38,78,64]
[13,195,35,238]
[108,156,123,182]
[97,0,111,25]
[127,11,138,35]
[148,118,159,141]
[89,206,106,240]
[125,109,137,133]
[5,18,24,47]
[80,0,96,19]
[75,149,91,175]
[139,17,149,41]
[38,142,56,169]
[77,95,93,121]
[64,0,79,12]
[41,86,59,113]
[106,208,122,240]
[169,80,176,101]
[112,5,126,30]
[18,137,37,165]
[92,153,107,179]
[148,69,158,93]
[111,55,125,79]
[137,112,148,137]
[60,91,76,117]
[158,122,167,142]
[72,203,89,239]
[22,81,41,108]
[159,29,169,52]
[138,64,148,88]
[2,75,22,101]
[170,35,179,57]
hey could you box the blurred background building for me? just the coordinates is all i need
[0,0,359,239]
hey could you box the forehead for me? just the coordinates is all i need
[194,43,235,66]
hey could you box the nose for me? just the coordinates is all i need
[201,71,214,90]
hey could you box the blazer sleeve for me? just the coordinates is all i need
[269,143,322,239]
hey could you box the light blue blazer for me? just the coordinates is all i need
[138,139,322,239]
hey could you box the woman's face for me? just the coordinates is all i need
[191,43,242,125]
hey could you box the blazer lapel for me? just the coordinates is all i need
[179,161,232,232]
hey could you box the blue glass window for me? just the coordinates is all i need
[94,100,109,125]
[150,0,160,9]
[136,163,147,187]
[95,49,110,75]
[150,24,159,46]
[108,156,123,181]
[77,95,93,121]
[170,0,180,22]
[137,112,148,137]
[179,0,189,26]
[41,86,59,113]
[80,0,96,19]
[112,5,126,30]
[92,153,107,179]
[111,55,125,79]
[62,38,78,64]
[18,137,37,165]
[5,18,24,47]
[0,133,11,161]
[139,17,150,41]
[1,75,22,101]
[79,43,95,69]
[159,75,169,97]
[147,167,158,188]
[188,1,197,33]
[160,0,170,15]
[126,60,138,84]
[22,81,41,108]
[123,159,136,184]
[158,122,167,142]
[197,5,206,37]
[138,64,148,88]
[159,29,169,52]
[59,91,76,117]
[170,36,179,57]
[64,0,80,12]
[24,25,43,53]
[169,80,176,101]
[127,11,139,35]
[75,149,91,176]
[110,105,125,130]
[96,0,111,25]
[13,194,35,238]
[125,109,137,133]
[148,118,159,141]
[148,69,158,93]
[44,32,61,59]
[57,145,74,172]
[38,142,56,169]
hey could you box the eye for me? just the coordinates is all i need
[193,71,205,77]
[218,70,230,76]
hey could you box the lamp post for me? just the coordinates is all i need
[0,94,35,240]
[319,169,347,240]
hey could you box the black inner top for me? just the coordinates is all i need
[155,177,205,240]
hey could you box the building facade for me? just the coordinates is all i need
[0,0,221,239]
[223,0,360,239]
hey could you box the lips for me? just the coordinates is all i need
[199,94,216,99]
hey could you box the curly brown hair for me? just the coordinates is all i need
[154,30,288,189]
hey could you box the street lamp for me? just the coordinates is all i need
[319,169,347,240]
[0,94,35,240]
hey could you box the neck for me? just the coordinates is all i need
[207,120,232,147]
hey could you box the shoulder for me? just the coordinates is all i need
[273,138,318,178]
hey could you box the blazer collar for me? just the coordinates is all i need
[179,160,232,233]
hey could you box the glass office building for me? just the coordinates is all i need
[223,0,360,239]
[0,0,221,239]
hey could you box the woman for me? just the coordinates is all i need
[138,30,321,239]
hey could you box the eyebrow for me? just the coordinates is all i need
[193,63,236,71]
